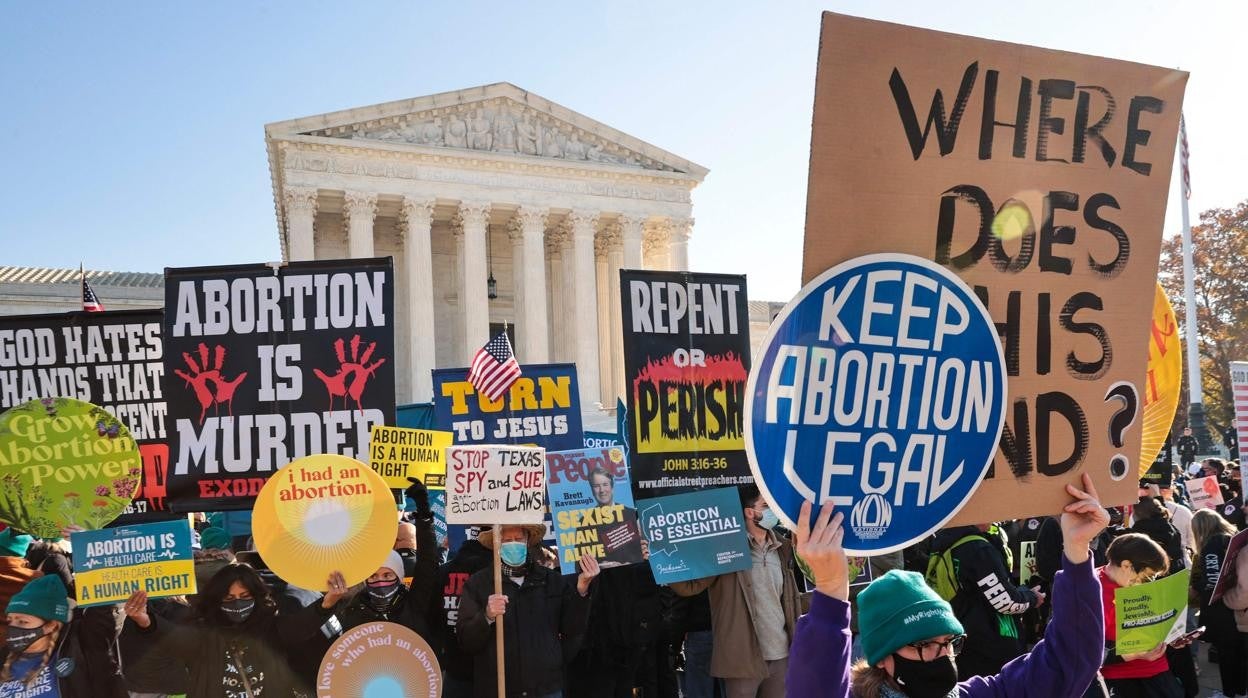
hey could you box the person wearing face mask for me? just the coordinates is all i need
[785,472,1110,698]
[122,563,347,697]
[457,523,600,698]
[669,485,801,698]
[0,574,127,697]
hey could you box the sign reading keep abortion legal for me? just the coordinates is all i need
[746,254,1007,554]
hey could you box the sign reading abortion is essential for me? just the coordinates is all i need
[73,519,195,606]
[638,487,751,584]
[746,254,1007,554]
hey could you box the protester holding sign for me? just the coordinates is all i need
[785,473,1110,698]
[0,575,127,697]
[430,526,492,698]
[456,523,599,698]
[1190,509,1246,698]
[1097,534,1181,697]
[333,479,439,643]
[122,563,346,697]
[669,486,800,698]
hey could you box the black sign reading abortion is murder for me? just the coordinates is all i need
[164,259,395,511]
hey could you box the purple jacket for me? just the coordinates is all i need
[786,553,1104,697]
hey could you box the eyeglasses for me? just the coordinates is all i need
[905,635,966,662]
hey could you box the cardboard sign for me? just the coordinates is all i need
[620,271,752,493]
[432,363,582,452]
[1115,569,1189,655]
[747,254,1007,553]
[163,258,396,511]
[1187,475,1224,510]
[1210,528,1247,605]
[546,447,644,575]
[72,519,195,606]
[1141,286,1182,475]
[252,454,397,589]
[370,426,453,489]
[444,445,546,525]
[0,310,174,522]
[317,621,441,698]
[802,13,1188,521]
[0,398,141,537]
[638,487,751,584]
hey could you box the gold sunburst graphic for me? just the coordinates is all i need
[1139,284,1182,476]
[318,622,442,698]
[253,454,397,590]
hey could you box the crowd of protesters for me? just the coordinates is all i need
[0,448,1241,697]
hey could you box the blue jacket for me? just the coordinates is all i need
[786,552,1104,697]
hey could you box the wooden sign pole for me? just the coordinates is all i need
[493,523,506,698]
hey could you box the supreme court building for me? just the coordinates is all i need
[265,83,708,407]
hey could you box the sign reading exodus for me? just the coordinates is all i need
[638,487,751,584]
[620,271,752,493]
[748,254,1007,552]
[801,13,1188,520]
[73,519,195,606]
[0,310,173,522]
[163,259,396,511]
[432,364,582,452]
[445,445,546,524]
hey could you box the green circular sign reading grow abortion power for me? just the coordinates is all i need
[0,398,141,538]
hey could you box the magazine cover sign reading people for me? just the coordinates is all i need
[801,13,1187,520]
[163,259,396,511]
[0,310,173,522]
[546,447,644,575]
[620,270,751,492]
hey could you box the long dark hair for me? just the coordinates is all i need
[194,563,278,627]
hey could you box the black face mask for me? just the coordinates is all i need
[891,653,958,698]
[220,599,256,624]
[366,581,400,610]
[5,626,44,655]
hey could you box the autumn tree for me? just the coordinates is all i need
[1157,199,1248,434]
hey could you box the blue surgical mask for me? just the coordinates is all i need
[757,508,780,530]
[500,541,528,567]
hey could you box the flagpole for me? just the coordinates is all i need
[1178,114,1210,450]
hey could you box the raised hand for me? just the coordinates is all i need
[795,500,849,601]
[322,570,348,609]
[1060,472,1111,564]
[123,590,151,628]
[312,335,387,412]
[576,554,601,596]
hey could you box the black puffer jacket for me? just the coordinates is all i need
[117,597,192,694]
[931,526,1038,680]
[0,605,127,697]
[337,516,439,641]
[457,563,592,698]
[128,600,332,697]
[428,539,493,681]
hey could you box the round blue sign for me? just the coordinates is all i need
[746,254,1007,554]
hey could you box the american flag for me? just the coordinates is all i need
[468,331,521,401]
[81,267,104,312]
[1180,113,1191,200]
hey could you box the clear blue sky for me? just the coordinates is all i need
[2,1,1242,301]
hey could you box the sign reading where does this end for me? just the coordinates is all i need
[747,254,1007,554]
[445,445,546,525]
[802,13,1187,521]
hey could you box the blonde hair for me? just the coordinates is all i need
[1,621,62,686]
[850,658,898,697]
[1191,509,1237,556]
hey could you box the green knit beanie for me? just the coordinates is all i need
[857,570,964,666]
[199,527,231,552]
[6,575,70,623]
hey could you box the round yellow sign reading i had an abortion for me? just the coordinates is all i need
[253,454,397,590]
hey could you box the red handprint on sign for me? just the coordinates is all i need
[313,334,387,413]
[174,343,249,425]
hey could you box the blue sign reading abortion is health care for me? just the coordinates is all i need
[746,254,1007,554]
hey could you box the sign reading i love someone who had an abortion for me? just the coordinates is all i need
[746,254,1007,554]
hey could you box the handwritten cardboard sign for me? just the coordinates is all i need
[445,445,546,525]
[802,12,1188,520]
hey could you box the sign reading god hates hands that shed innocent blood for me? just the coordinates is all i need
[0,397,141,538]
[746,254,1007,554]
[445,445,546,525]
[252,454,397,590]
[801,13,1187,521]
[317,621,441,698]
